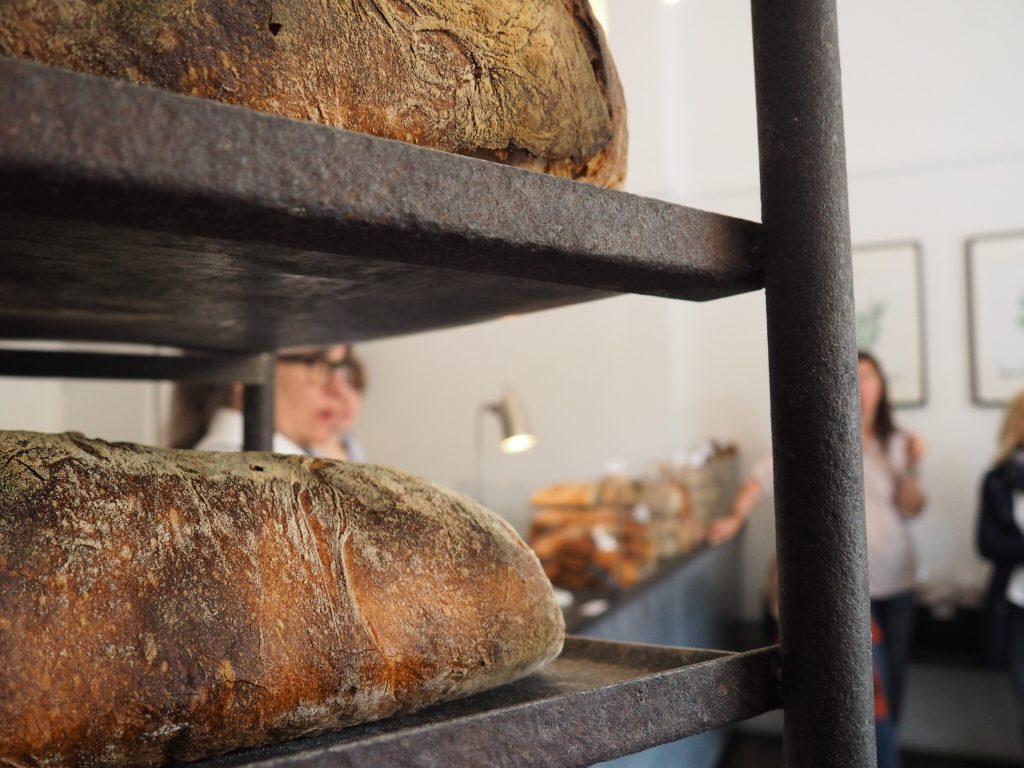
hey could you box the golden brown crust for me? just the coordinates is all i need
[529,481,600,508]
[0,0,626,186]
[0,431,563,766]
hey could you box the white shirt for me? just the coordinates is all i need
[750,455,775,496]
[1005,491,1024,608]
[863,432,917,599]
[750,438,919,599]
[339,434,366,463]
[193,407,308,455]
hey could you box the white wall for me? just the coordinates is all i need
[1,1,1021,621]
[355,295,680,528]
[658,0,1024,616]
[358,0,1024,618]
[0,380,65,434]
[0,343,164,447]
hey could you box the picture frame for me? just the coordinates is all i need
[851,241,927,407]
[966,232,1024,406]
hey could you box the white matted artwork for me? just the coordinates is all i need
[967,233,1024,406]
[852,242,926,407]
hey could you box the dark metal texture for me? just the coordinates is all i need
[242,355,275,451]
[751,1,874,766]
[564,544,711,634]
[0,210,609,352]
[0,348,272,383]
[187,637,782,768]
[0,58,764,352]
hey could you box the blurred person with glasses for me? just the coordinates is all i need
[308,350,367,462]
[167,344,359,457]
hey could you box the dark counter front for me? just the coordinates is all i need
[563,536,744,768]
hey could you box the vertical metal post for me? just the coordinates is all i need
[242,353,275,451]
[750,1,875,766]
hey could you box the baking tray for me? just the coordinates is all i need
[187,636,781,768]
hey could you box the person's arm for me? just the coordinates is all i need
[894,432,926,518]
[708,476,763,545]
[977,473,1024,565]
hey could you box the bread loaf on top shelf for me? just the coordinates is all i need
[0,431,564,766]
[0,0,627,186]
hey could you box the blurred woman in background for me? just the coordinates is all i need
[976,391,1024,747]
[168,344,357,455]
[858,349,927,724]
[310,351,366,462]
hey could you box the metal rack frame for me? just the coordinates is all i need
[0,0,872,764]
[753,2,873,763]
[0,348,276,450]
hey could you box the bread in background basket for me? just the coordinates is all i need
[527,446,739,594]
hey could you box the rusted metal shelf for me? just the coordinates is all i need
[0,57,762,353]
[0,0,872,760]
[187,637,781,768]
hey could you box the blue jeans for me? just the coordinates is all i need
[875,719,900,768]
[872,630,902,768]
[871,591,915,723]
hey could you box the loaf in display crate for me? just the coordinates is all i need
[527,445,737,593]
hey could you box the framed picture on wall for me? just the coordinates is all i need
[967,232,1024,406]
[851,242,926,407]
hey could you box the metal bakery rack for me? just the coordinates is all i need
[0,1,874,765]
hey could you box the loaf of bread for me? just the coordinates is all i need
[0,431,564,766]
[0,0,626,186]
[529,476,644,509]
[529,481,601,508]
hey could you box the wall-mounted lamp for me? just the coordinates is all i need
[474,390,536,502]
[487,391,537,454]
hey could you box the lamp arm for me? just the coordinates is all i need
[473,402,493,504]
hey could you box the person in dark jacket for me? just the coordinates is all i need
[976,390,1024,748]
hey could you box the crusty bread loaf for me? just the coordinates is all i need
[0,431,564,766]
[529,481,601,508]
[0,0,626,186]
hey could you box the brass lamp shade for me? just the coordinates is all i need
[489,391,536,454]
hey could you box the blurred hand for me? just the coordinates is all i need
[707,514,743,546]
[906,432,926,468]
[896,432,927,517]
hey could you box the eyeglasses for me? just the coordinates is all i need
[277,352,356,386]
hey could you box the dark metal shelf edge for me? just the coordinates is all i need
[0,57,763,302]
[0,348,273,383]
[187,638,782,768]
[564,543,716,634]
